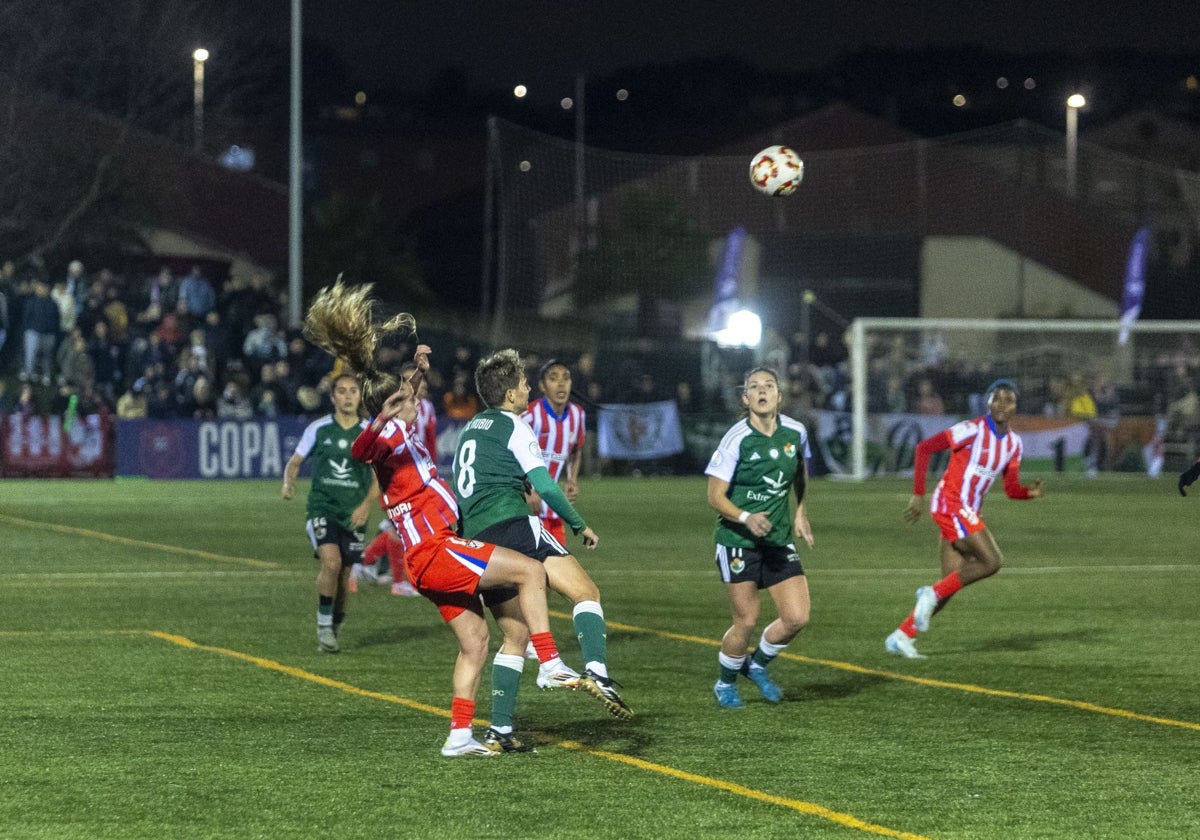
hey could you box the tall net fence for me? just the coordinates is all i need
[485,114,1200,470]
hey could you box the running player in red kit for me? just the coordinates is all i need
[521,359,586,545]
[304,281,581,757]
[885,378,1045,659]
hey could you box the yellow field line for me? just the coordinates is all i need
[0,513,278,569]
[148,630,928,840]
[590,614,1200,733]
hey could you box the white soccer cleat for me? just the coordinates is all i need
[912,586,938,633]
[536,660,582,689]
[391,580,420,597]
[440,736,500,757]
[885,629,926,659]
[317,625,339,654]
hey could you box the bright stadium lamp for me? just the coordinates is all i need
[713,307,762,348]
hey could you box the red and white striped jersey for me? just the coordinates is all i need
[915,415,1029,516]
[350,419,458,556]
[521,398,585,525]
[414,397,438,461]
[521,398,585,483]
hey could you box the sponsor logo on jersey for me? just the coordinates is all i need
[330,458,356,480]
[769,448,779,459]
[762,470,787,491]
[749,451,761,461]
[338,438,348,449]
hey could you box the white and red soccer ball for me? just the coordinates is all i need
[749,145,804,196]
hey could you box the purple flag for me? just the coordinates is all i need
[1118,227,1149,346]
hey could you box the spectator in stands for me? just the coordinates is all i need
[188,376,216,420]
[176,265,216,324]
[56,327,93,393]
[137,266,179,329]
[13,381,37,416]
[442,372,479,420]
[116,383,148,419]
[147,381,176,418]
[173,351,206,413]
[884,374,907,413]
[272,359,301,414]
[154,312,186,355]
[243,313,286,367]
[64,259,86,304]
[51,275,77,337]
[914,377,945,416]
[87,320,123,401]
[217,381,254,420]
[102,285,130,344]
[185,328,213,377]
[21,281,59,385]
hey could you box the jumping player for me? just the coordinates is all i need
[885,378,1045,659]
[304,282,582,756]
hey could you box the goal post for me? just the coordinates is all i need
[845,317,1200,480]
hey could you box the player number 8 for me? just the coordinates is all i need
[456,439,476,497]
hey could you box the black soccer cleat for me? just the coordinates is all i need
[483,727,535,753]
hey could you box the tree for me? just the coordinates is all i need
[574,186,711,308]
[0,0,285,268]
[304,193,432,309]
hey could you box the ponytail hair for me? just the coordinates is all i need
[302,280,416,415]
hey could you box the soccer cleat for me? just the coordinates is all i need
[440,736,500,757]
[713,681,745,709]
[741,662,783,703]
[912,586,938,633]
[580,670,634,720]
[483,727,535,753]
[317,625,339,654]
[391,580,420,597]
[535,660,582,690]
[885,629,926,659]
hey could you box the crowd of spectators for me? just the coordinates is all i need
[0,257,327,422]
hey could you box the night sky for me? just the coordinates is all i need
[305,1,1200,99]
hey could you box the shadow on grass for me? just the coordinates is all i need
[354,625,444,648]
[953,628,1106,654]
[530,714,655,757]
[785,671,890,703]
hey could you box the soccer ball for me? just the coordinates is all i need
[749,145,804,196]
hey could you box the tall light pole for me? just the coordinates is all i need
[192,48,209,152]
[1065,93,1086,197]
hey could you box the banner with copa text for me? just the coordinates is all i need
[1,412,114,477]
[597,401,685,460]
[116,417,313,479]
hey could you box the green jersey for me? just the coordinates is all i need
[293,414,372,528]
[453,408,556,537]
[705,414,810,548]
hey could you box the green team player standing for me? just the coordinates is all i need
[705,366,815,709]
[282,373,378,653]
[453,349,631,751]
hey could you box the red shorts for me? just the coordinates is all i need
[931,506,988,542]
[541,516,567,547]
[407,535,497,622]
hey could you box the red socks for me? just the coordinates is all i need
[933,571,963,600]
[450,697,475,731]
[529,631,560,664]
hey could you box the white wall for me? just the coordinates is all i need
[921,236,1119,320]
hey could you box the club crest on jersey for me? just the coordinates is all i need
[730,557,746,574]
[783,442,796,457]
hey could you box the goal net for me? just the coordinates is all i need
[837,317,1200,480]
